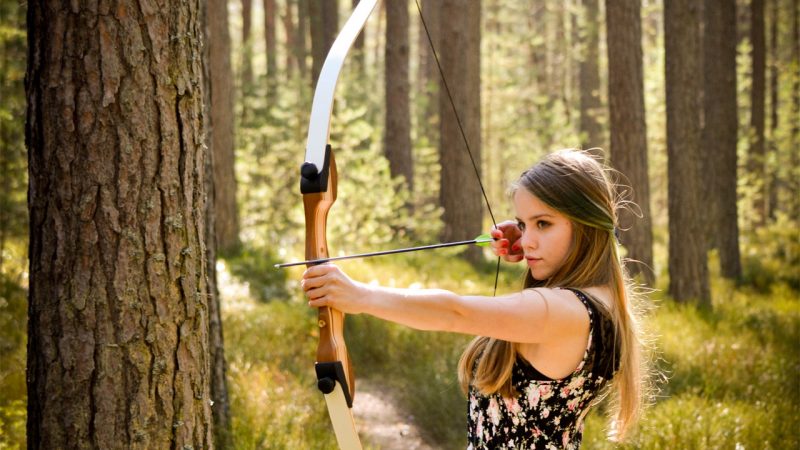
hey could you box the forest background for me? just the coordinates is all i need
[1,0,799,448]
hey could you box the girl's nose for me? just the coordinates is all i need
[520,230,536,251]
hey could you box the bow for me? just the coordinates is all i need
[301,2,498,447]
[302,1,379,448]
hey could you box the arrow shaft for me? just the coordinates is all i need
[275,238,492,268]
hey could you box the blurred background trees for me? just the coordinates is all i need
[1,0,798,448]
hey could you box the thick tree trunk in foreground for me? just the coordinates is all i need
[665,0,710,306]
[26,0,214,447]
[606,0,655,285]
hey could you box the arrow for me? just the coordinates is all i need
[275,234,495,268]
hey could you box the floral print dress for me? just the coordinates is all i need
[466,289,619,449]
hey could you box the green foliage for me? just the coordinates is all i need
[0,0,28,272]
[740,214,800,289]
[223,297,338,449]
[0,1,27,446]
[221,245,799,449]
[225,248,289,302]
[0,273,27,449]
[236,70,444,268]
[583,278,799,449]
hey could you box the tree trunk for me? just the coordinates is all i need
[353,0,367,71]
[283,0,297,78]
[210,0,241,256]
[703,0,742,279]
[767,0,778,220]
[297,0,309,80]
[665,0,710,306]
[309,0,338,86]
[749,0,767,225]
[439,0,483,264]
[580,0,604,149]
[792,0,800,222]
[203,0,232,445]
[242,0,254,92]
[529,3,556,149]
[417,0,441,143]
[606,0,655,286]
[323,0,340,51]
[385,0,413,193]
[25,0,214,447]
[265,0,278,100]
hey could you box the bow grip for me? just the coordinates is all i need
[301,144,333,194]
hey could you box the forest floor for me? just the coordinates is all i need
[354,379,435,450]
[217,263,435,450]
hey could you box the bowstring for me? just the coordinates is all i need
[414,0,500,296]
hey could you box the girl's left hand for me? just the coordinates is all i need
[301,264,369,314]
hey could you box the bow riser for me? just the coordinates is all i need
[302,151,355,406]
[303,1,379,448]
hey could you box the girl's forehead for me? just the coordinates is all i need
[512,189,561,217]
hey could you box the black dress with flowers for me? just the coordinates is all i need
[466,289,619,449]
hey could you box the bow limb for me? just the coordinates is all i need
[303,1,380,449]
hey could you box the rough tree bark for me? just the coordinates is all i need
[665,0,710,306]
[606,0,655,286]
[385,0,413,192]
[439,0,483,264]
[703,0,741,279]
[26,0,214,448]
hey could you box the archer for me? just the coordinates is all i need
[301,149,653,449]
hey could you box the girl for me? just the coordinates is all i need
[301,150,649,448]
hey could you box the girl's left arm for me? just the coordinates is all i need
[302,264,584,344]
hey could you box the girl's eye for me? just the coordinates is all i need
[517,221,526,231]
[536,220,550,230]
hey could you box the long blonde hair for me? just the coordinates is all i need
[457,149,650,441]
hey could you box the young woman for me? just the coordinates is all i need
[302,150,649,448]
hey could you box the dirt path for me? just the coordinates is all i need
[354,380,436,450]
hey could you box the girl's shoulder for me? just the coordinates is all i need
[518,287,592,341]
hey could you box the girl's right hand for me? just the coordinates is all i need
[489,220,524,263]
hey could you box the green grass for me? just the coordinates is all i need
[2,242,798,449]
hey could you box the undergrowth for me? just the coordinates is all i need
[1,238,797,449]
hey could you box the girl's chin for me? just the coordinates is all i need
[528,269,551,281]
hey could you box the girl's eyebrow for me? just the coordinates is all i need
[516,213,554,222]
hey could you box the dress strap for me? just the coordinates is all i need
[563,287,619,379]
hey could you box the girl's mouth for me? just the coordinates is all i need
[526,256,542,266]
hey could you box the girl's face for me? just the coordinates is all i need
[513,189,574,281]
